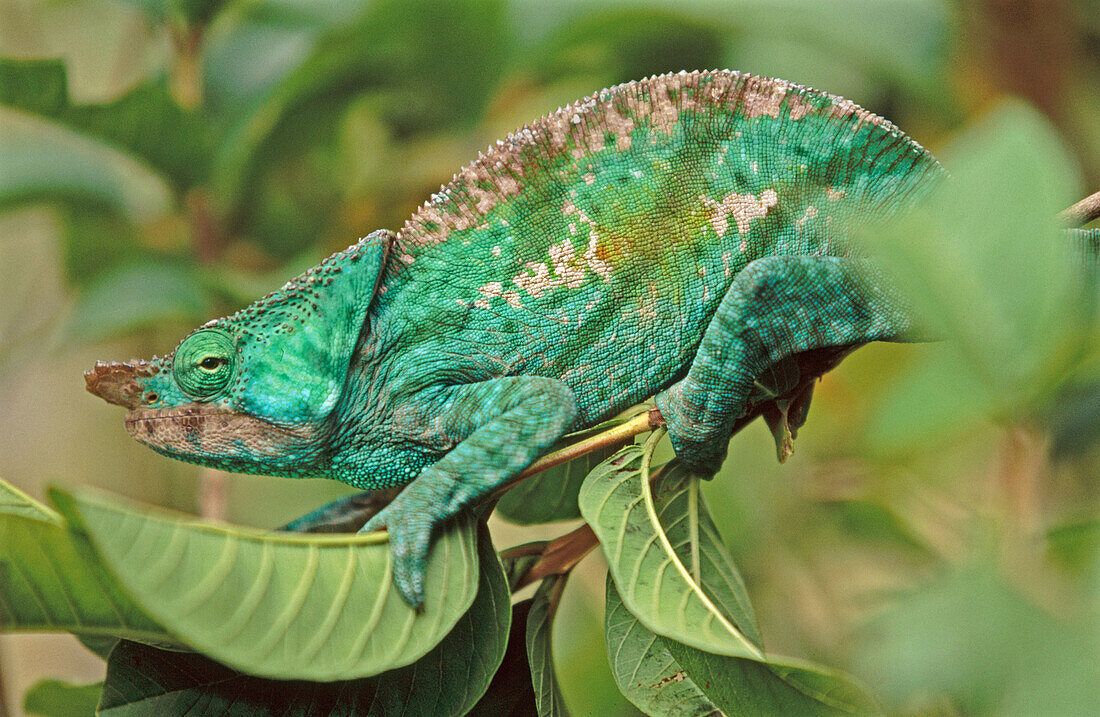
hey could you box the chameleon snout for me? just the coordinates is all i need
[84,360,157,410]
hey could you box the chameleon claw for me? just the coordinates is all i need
[361,503,431,609]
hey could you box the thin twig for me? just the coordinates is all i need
[169,22,203,109]
[688,476,701,583]
[490,407,664,500]
[1059,189,1100,225]
[498,541,549,561]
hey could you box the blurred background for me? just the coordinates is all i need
[1,0,1099,714]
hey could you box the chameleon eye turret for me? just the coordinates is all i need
[173,328,237,400]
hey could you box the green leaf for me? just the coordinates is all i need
[604,575,723,716]
[497,446,615,524]
[0,107,172,222]
[23,679,102,717]
[579,444,763,659]
[211,0,510,224]
[667,640,882,717]
[51,487,480,681]
[0,476,57,522]
[61,262,210,342]
[468,600,539,716]
[0,478,169,642]
[517,0,948,94]
[76,633,120,661]
[98,526,510,715]
[606,579,880,716]
[0,58,213,187]
[527,578,568,716]
[364,528,510,714]
[856,99,1090,446]
[854,562,1100,715]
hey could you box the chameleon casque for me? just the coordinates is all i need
[85,69,944,606]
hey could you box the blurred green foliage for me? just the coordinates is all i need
[2,0,1099,715]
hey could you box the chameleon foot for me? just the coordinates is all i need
[655,387,729,478]
[361,494,434,608]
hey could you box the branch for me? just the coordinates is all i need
[1059,189,1100,225]
[490,407,664,500]
[509,523,600,591]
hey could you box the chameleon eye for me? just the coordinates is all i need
[174,328,236,399]
[199,356,227,372]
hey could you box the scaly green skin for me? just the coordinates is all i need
[86,70,943,606]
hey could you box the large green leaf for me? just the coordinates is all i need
[467,600,539,716]
[98,525,510,715]
[0,478,168,643]
[604,575,723,716]
[61,262,210,342]
[0,58,212,187]
[606,579,880,716]
[527,578,568,716]
[857,100,1092,451]
[516,0,948,94]
[0,107,172,222]
[0,476,57,523]
[23,679,102,717]
[51,488,480,681]
[666,639,881,716]
[579,445,762,659]
[211,0,509,224]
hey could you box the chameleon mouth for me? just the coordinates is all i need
[124,405,318,462]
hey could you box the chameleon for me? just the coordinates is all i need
[85,69,945,606]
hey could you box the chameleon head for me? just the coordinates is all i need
[84,231,393,477]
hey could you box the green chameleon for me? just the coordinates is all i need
[85,69,957,606]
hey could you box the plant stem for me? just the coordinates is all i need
[169,23,204,109]
[688,476,701,584]
[1060,188,1100,225]
[490,407,664,499]
[511,524,600,591]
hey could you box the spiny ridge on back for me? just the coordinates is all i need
[392,69,937,262]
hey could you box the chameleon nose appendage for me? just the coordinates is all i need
[84,360,156,409]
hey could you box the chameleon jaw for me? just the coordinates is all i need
[124,404,321,468]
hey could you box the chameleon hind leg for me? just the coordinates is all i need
[655,255,916,476]
[362,376,578,606]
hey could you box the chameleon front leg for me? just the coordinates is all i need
[655,255,916,476]
[363,376,578,606]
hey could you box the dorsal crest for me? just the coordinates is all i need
[390,69,938,272]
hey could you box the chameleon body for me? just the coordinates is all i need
[86,70,942,605]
